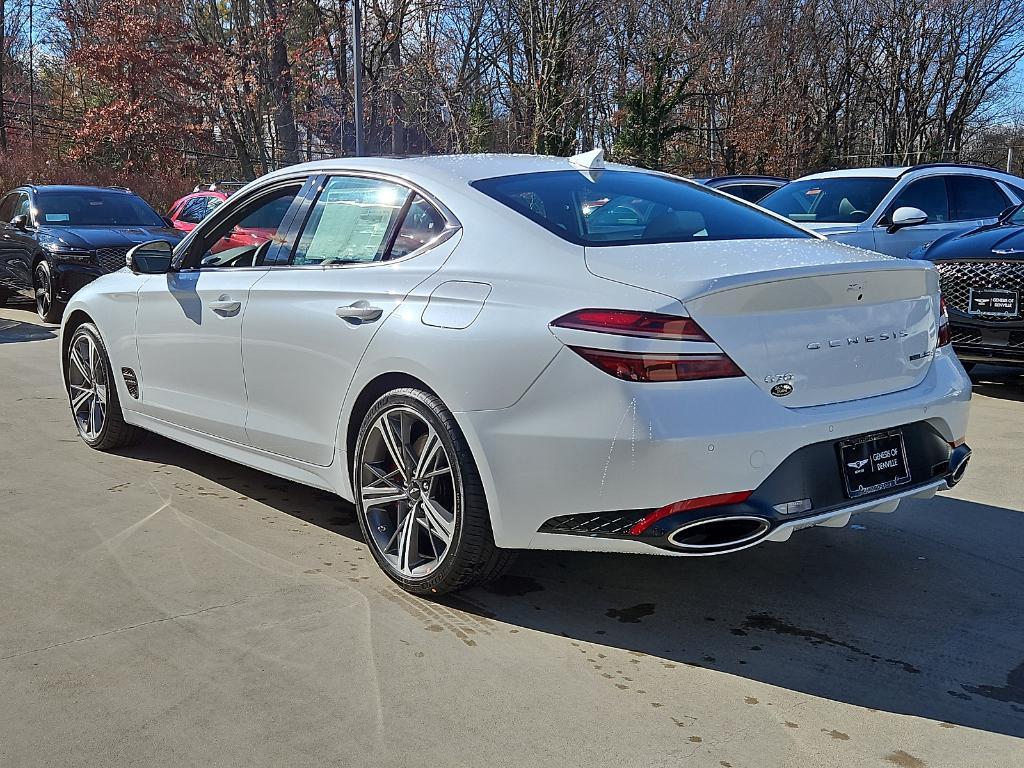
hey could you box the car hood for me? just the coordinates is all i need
[39,225,183,251]
[919,222,1024,261]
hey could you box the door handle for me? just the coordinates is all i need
[208,297,241,314]
[336,303,383,322]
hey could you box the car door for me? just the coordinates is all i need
[134,178,310,442]
[0,192,37,298]
[873,175,951,257]
[240,173,458,465]
[947,175,1010,230]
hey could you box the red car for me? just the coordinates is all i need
[168,183,267,255]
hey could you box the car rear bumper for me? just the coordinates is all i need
[455,345,971,551]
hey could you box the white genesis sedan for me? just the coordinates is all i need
[59,152,973,595]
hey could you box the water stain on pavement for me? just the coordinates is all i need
[960,659,1024,706]
[741,613,921,674]
[884,750,927,768]
[605,603,656,623]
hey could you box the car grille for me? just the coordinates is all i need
[935,260,1024,321]
[96,247,130,273]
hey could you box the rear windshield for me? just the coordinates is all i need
[759,177,897,224]
[471,170,810,246]
[36,190,164,227]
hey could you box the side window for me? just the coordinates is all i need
[290,176,411,266]
[195,184,302,268]
[0,194,17,223]
[388,195,446,259]
[949,176,1009,220]
[888,177,948,223]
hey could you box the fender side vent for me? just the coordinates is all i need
[121,367,139,399]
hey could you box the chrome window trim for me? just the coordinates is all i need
[174,168,461,274]
[270,170,461,271]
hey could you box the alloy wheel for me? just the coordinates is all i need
[35,264,51,320]
[67,331,109,441]
[359,406,457,578]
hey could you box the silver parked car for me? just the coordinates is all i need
[759,163,1024,257]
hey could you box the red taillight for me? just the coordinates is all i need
[569,347,743,382]
[630,491,753,535]
[938,296,951,347]
[553,309,744,382]
[552,309,712,341]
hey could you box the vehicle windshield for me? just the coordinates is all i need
[36,190,164,227]
[1008,205,1024,226]
[471,170,810,246]
[759,177,896,224]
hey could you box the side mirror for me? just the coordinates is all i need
[127,240,174,274]
[10,213,29,230]
[887,206,928,234]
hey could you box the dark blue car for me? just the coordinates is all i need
[911,203,1024,371]
[0,185,183,322]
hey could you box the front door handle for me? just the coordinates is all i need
[336,303,383,322]
[208,297,241,314]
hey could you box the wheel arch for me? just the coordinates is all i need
[60,308,95,386]
[344,371,439,484]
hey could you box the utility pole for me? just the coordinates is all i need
[352,0,364,156]
[0,0,7,150]
[1007,145,1015,174]
[28,0,34,156]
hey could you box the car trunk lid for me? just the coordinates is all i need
[585,239,940,407]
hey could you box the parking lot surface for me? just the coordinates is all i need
[1,303,1022,768]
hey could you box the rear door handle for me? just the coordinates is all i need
[336,303,383,322]
[208,297,241,314]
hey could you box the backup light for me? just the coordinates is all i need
[938,295,951,347]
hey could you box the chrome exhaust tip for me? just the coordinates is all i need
[945,444,972,488]
[667,515,771,552]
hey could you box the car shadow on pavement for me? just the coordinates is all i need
[118,434,1024,740]
[970,364,1024,402]
[0,315,57,343]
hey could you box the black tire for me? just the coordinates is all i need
[34,261,64,324]
[66,322,144,450]
[353,387,514,595]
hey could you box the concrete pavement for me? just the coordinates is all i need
[1,303,1022,767]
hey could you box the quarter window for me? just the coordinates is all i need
[948,176,1008,220]
[0,193,17,222]
[290,176,411,266]
[888,177,948,223]
[389,195,446,259]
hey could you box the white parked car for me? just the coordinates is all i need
[759,163,1024,258]
[60,152,972,595]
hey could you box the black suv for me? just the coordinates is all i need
[0,185,183,322]
[911,203,1024,371]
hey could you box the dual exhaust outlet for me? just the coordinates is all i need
[663,443,972,554]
